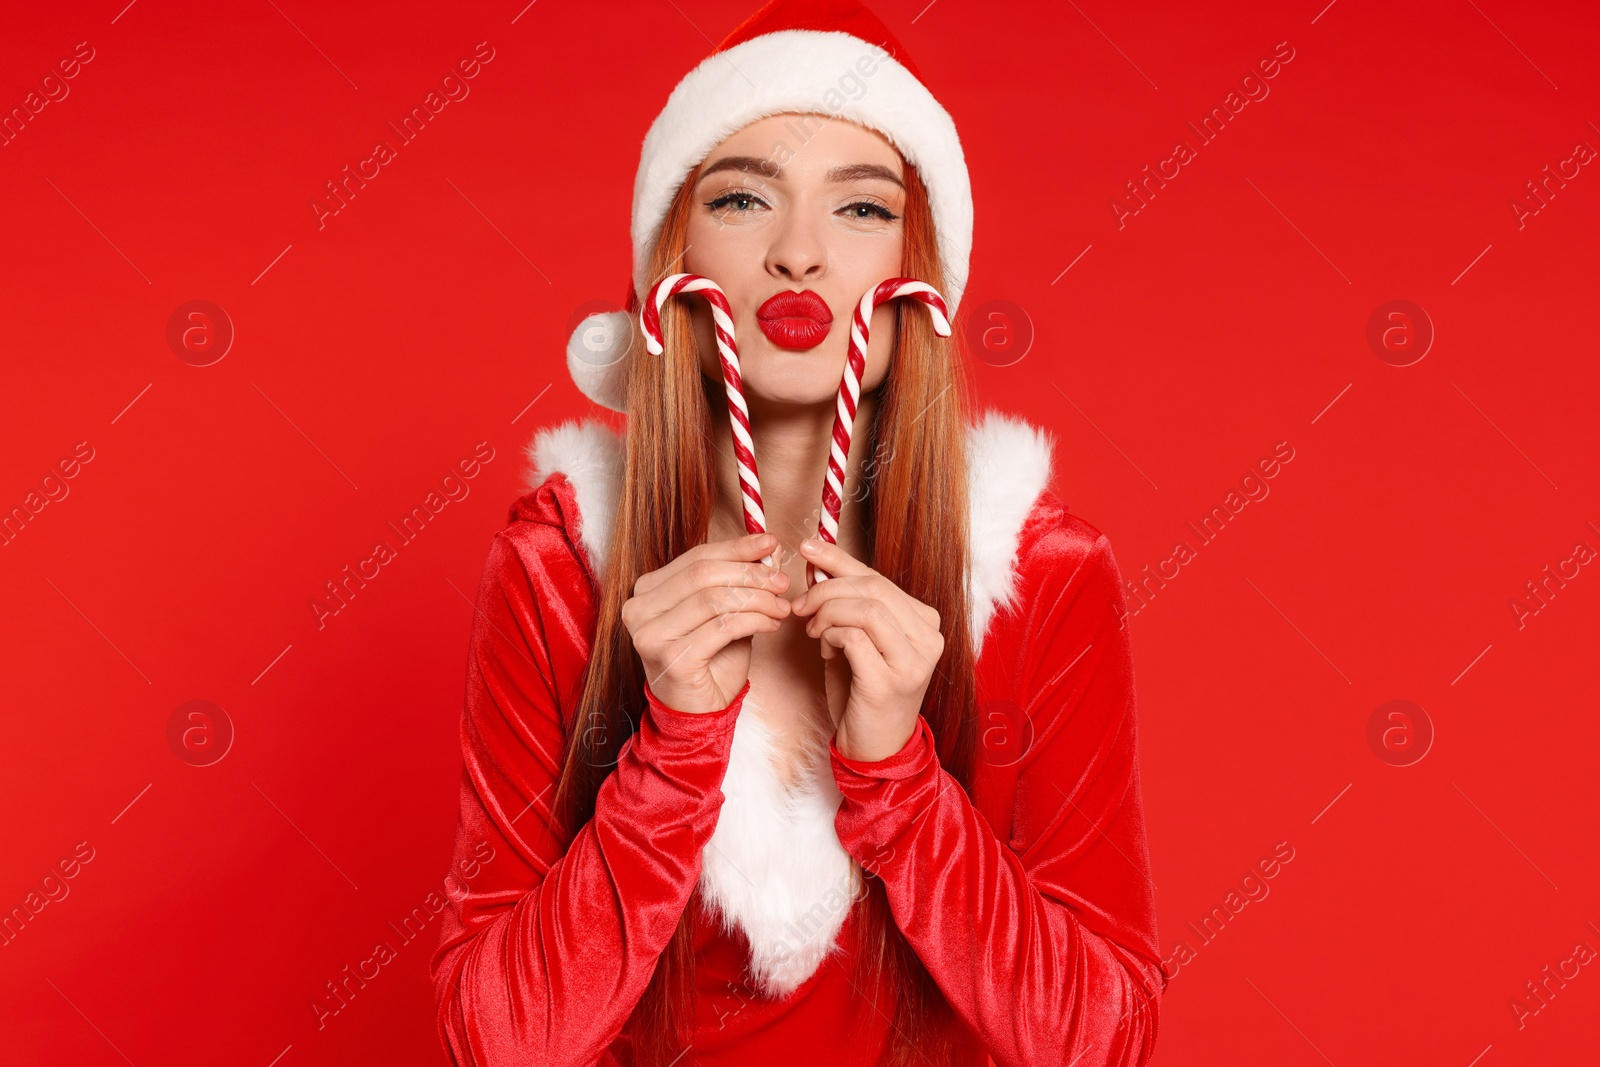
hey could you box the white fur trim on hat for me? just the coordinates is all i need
[565,309,635,412]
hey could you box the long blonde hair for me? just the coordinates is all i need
[552,152,980,1067]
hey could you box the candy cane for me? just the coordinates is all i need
[640,273,951,586]
[640,273,773,567]
[807,277,951,586]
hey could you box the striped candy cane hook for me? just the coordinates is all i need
[807,277,952,587]
[640,273,774,567]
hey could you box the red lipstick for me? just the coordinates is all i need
[756,289,833,350]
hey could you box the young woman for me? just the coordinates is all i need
[430,3,1164,1065]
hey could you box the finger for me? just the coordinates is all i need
[796,539,940,629]
[635,532,778,596]
[796,537,872,580]
[651,610,783,684]
[810,599,925,674]
[821,625,887,677]
[634,556,789,626]
[641,583,791,645]
[685,605,785,654]
[794,569,929,638]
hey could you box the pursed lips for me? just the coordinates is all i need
[756,290,833,350]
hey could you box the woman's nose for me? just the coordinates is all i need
[765,211,826,282]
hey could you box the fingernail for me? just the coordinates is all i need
[801,538,819,552]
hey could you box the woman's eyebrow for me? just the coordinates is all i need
[828,162,904,189]
[697,156,904,189]
[697,156,773,183]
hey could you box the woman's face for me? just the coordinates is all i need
[682,113,906,408]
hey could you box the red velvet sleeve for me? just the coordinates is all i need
[429,525,748,1067]
[829,529,1165,1067]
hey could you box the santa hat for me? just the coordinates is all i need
[566,0,974,411]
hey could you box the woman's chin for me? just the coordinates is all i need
[736,367,849,411]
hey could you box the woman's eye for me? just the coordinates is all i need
[705,191,768,214]
[840,200,899,222]
[702,192,899,222]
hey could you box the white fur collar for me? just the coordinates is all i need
[522,410,1054,996]
[697,684,860,996]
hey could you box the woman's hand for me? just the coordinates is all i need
[623,532,792,714]
[792,537,945,762]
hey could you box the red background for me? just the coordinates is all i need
[2,1,1596,1064]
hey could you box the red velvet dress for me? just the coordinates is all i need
[429,469,1165,1066]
